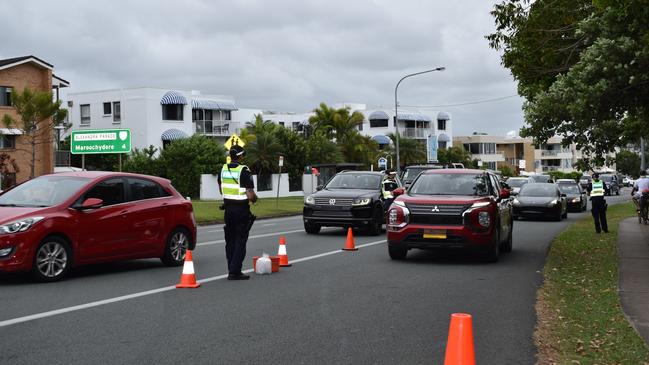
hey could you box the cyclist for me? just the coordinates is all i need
[632,170,649,215]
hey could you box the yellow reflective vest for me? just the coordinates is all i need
[591,180,604,197]
[220,164,248,200]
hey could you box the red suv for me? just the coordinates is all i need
[386,169,513,262]
[0,172,197,281]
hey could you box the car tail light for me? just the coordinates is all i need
[387,206,409,231]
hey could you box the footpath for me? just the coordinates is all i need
[618,218,649,345]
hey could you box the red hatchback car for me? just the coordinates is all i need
[386,169,513,262]
[0,172,197,281]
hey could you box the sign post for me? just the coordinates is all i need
[276,155,284,208]
[378,157,387,171]
[71,129,132,171]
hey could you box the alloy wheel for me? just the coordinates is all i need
[36,241,68,278]
[169,231,188,262]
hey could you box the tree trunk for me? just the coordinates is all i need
[30,133,36,179]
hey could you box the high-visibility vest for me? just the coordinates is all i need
[220,164,248,200]
[591,180,604,197]
[382,179,394,199]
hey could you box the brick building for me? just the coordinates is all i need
[0,56,69,188]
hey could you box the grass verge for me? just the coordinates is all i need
[535,202,649,364]
[192,196,304,224]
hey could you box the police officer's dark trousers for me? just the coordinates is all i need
[591,196,608,233]
[224,204,251,274]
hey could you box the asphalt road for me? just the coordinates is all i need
[0,190,632,364]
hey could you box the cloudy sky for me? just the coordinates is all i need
[0,0,525,136]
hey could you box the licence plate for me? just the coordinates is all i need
[423,229,446,239]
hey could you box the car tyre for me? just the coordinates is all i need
[366,207,383,236]
[485,229,500,263]
[32,236,72,282]
[161,227,191,266]
[304,223,321,234]
[500,220,513,253]
[388,245,407,260]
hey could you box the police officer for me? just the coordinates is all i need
[218,145,257,280]
[588,173,608,233]
[382,171,398,211]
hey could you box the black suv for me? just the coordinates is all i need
[401,164,444,188]
[303,171,402,235]
[599,174,620,196]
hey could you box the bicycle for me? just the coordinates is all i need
[638,191,649,225]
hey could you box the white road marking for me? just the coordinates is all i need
[0,239,386,328]
[262,223,276,227]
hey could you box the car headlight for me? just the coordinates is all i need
[305,196,315,205]
[0,247,13,257]
[548,199,558,206]
[572,198,580,203]
[0,216,45,234]
[478,211,491,227]
[352,198,371,206]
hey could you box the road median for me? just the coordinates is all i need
[192,196,304,225]
[535,202,649,364]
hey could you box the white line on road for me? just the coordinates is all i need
[262,223,276,227]
[0,239,386,328]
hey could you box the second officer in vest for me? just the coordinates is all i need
[218,145,257,280]
[588,173,608,233]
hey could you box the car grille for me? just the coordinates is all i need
[314,197,354,207]
[406,203,468,226]
[312,210,352,217]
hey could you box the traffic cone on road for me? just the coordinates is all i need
[176,250,200,288]
[342,227,358,251]
[278,236,292,267]
[443,313,475,365]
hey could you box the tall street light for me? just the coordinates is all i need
[394,67,445,174]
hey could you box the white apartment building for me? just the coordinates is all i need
[67,87,261,151]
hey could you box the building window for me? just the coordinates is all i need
[162,104,184,121]
[204,109,213,121]
[0,135,15,149]
[437,119,446,131]
[279,122,285,127]
[80,104,90,125]
[369,119,388,128]
[358,123,363,131]
[113,102,121,123]
[0,87,11,106]
[103,102,112,115]
[438,141,447,149]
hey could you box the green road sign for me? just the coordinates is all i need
[71,129,132,154]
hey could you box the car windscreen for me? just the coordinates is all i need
[530,175,550,183]
[600,175,614,182]
[558,184,580,194]
[580,176,592,181]
[0,176,91,207]
[506,178,528,188]
[325,174,382,190]
[403,168,428,181]
[409,173,490,196]
[519,184,557,197]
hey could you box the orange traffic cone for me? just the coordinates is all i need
[176,250,200,288]
[443,313,475,365]
[277,236,292,267]
[342,227,358,251]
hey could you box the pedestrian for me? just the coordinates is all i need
[587,173,608,233]
[382,170,398,211]
[218,145,258,280]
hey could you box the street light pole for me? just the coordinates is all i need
[394,67,445,174]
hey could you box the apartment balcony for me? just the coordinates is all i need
[402,127,428,139]
[472,153,505,163]
[194,120,238,136]
[535,149,574,159]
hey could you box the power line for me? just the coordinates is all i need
[400,94,520,108]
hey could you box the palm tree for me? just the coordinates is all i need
[241,114,276,144]
[387,133,427,168]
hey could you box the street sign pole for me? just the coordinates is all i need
[276,156,284,209]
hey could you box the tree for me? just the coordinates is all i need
[306,131,343,165]
[437,146,474,167]
[308,103,364,142]
[498,164,515,178]
[158,135,225,198]
[615,149,641,177]
[386,133,426,168]
[123,145,163,176]
[273,126,307,191]
[488,0,649,168]
[2,87,67,178]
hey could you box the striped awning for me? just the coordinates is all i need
[0,128,23,135]
[437,111,450,121]
[191,99,238,111]
[161,128,189,141]
[371,134,391,145]
[397,112,431,122]
[437,133,450,142]
[369,110,389,120]
[160,91,187,105]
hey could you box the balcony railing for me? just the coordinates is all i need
[540,149,571,156]
[194,120,235,136]
[402,127,427,139]
[55,150,70,167]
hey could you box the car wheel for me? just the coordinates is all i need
[32,236,72,282]
[485,229,500,262]
[366,207,383,236]
[500,220,513,253]
[161,228,191,266]
[554,209,562,221]
[304,223,321,234]
[388,245,407,260]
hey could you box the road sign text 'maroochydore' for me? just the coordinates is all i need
[71,129,132,154]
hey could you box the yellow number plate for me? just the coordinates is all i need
[423,229,446,239]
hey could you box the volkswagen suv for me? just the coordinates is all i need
[386,169,513,262]
[303,171,402,235]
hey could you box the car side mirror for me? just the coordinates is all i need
[548,179,554,183]
[316,185,323,191]
[392,187,405,197]
[79,198,103,210]
[560,193,567,198]
[499,188,510,199]
[501,182,510,189]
